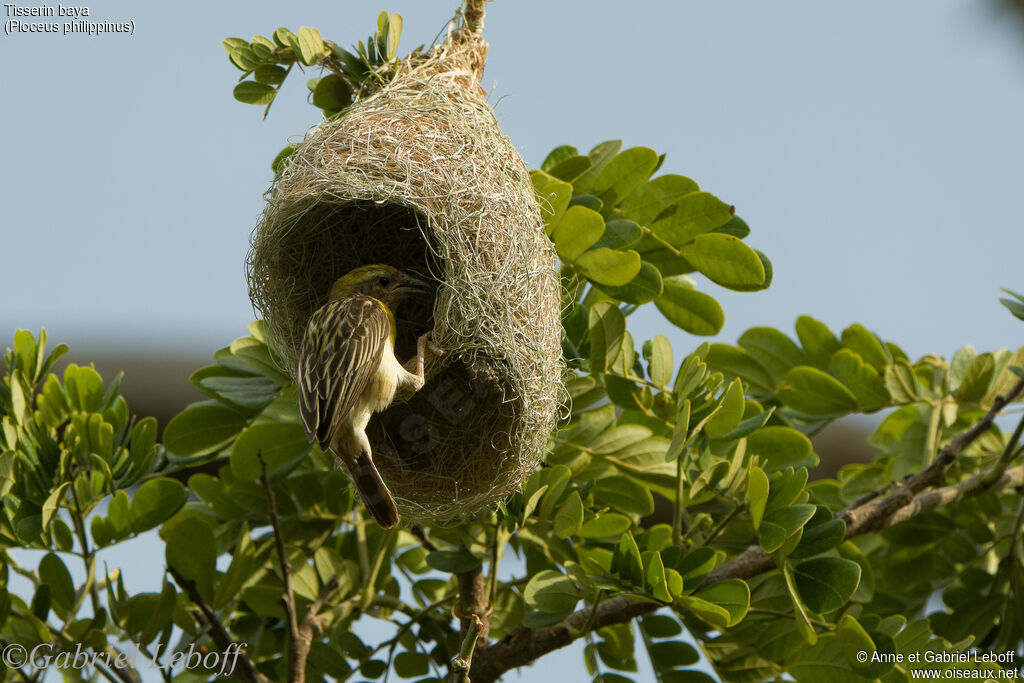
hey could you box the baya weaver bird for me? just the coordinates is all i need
[298,264,442,528]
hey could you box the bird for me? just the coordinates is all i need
[297,264,442,528]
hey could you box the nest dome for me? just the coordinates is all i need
[247,39,564,520]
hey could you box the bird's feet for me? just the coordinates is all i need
[408,332,444,391]
[420,331,444,358]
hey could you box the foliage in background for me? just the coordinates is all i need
[2,9,1024,683]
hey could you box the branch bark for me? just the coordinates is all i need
[469,378,1024,682]
[460,0,487,39]
[455,562,490,645]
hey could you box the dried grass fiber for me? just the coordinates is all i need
[247,38,564,520]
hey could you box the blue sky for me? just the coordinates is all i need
[2,1,1022,362]
[2,1,1023,681]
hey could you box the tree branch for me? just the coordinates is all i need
[470,378,1024,682]
[258,452,339,683]
[455,561,490,645]
[168,567,269,683]
[460,0,487,39]
[451,613,484,683]
[258,452,305,682]
[470,595,655,683]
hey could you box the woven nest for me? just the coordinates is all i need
[247,36,564,520]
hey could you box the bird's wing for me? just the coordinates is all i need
[298,295,390,449]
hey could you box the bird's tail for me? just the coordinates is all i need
[348,453,400,529]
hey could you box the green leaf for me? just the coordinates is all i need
[706,344,775,393]
[393,651,428,678]
[680,234,765,290]
[737,327,807,385]
[233,81,277,105]
[578,513,633,539]
[646,334,674,388]
[222,36,248,53]
[592,476,654,517]
[641,615,683,638]
[618,174,699,226]
[253,64,287,85]
[713,406,774,442]
[746,466,769,530]
[984,346,1024,404]
[828,349,890,411]
[292,26,325,66]
[551,205,605,261]
[541,144,579,171]
[694,579,749,626]
[1000,287,1024,321]
[575,140,623,193]
[64,364,104,412]
[759,504,817,553]
[41,482,68,532]
[611,532,644,586]
[649,193,733,247]
[593,219,643,250]
[165,517,216,603]
[426,550,481,574]
[595,261,664,305]
[839,324,889,373]
[644,551,673,602]
[228,45,261,72]
[386,12,403,59]
[838,615,893,676]
[792,557,861,613]
[766,467,809,510]
[704,378,744,438]
[956,352,995,403]
[312,74,353,111]
[197,375,279,410]
[548,155,593,182]
[589,302,626,373]
[713,215,751,238]
[795,316,841,370]
[130,479,187,534]
[790,515,846,559]
[592,147,660,206]
[675,594,730,629]
[272,144,298,175]
[655,277,724,336]
[163,403,247,457]
[38,553,76,610]
[576,248,642,287]
[553,490,584,539]
[523,570,580,614]
[229,422,310,481]
[778,366,858,416]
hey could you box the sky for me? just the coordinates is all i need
[2,1,1024,681]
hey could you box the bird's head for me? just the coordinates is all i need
[328,265,427,306]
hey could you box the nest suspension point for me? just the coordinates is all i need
[247,18,564,520]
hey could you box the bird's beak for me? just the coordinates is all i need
[397,272,430,297]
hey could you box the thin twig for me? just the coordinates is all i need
[258,451,303,682]
[411,524,438,552]
[167,567,268,683]
[451,613,484,683]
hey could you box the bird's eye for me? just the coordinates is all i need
[379,276,391,286]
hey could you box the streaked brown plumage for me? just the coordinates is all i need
[298,265,441,528]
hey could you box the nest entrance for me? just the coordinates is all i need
[253,201,439,361]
